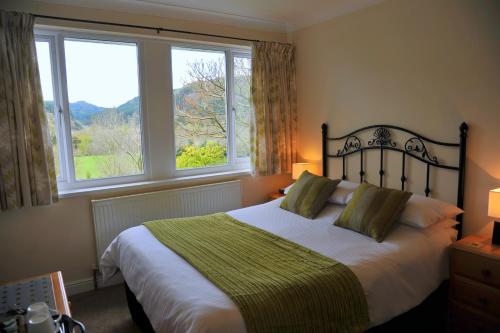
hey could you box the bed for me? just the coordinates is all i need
[101,122,468,333]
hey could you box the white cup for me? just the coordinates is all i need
[27,312,59,333]
[27,302,51,320]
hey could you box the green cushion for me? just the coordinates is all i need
[334,183,412,242]
[280,171,340,219]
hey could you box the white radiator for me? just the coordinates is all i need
[91,180,242,268]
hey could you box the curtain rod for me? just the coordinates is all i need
[33,14,260,43]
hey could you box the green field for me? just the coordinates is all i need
[74,153,227,180]
[74,155,114,180]
[74,155,143,180]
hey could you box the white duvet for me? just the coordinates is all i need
[101,198,455,333]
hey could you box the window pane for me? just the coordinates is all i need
[172,48,227,169]
[233,56,251,159]
[64,39,143,180]
[35,40,61,177]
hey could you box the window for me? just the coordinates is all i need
[35,38,63,178]
[233,55,252,159]
[64,39,143,180]
[171,46,251,173]
[35,33,146,191]
[172,48,228,170]
[35,29,251,194]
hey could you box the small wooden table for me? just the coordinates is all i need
[1,271,71,316]
[269,192,286,201]
[50,271,71,316]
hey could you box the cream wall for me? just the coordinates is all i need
[0,0,291,285]
[0,174,290,284]
[0,0,286,43]
[2,0,500,287]
[292,0,500,236]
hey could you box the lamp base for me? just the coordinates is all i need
[493,221,500,246]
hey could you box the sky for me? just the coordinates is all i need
[36,41,54,101]
[36,40,229,108]
[171,48,225,89]
[64,39,139,108]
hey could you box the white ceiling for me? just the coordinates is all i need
[39,0,385,32]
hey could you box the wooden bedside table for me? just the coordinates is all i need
[269,192,286,201]
[449,235,500,333]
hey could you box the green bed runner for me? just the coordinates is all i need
[144,213,369,333]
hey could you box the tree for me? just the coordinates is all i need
[174,56,252,164]
[174,58,227,145]
[87,109,143,177]
[44,105,60,175]
[176,142,226,168]
[233,57,252,158]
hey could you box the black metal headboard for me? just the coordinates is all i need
[321,122,468,239]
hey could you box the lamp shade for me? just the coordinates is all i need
[488,188,500,219]
[292,163,313,180]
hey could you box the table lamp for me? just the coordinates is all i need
[488,188,500,245]
[292,163,314,180]
[279,163,316,194]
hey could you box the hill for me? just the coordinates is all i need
[69,101,103,125]
[117,96,140,119]
[43,98,139,126]
[41,77,244,127]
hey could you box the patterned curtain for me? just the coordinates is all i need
[0,11,58,210]
[251,41,297,176]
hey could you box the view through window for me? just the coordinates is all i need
[35,30,251,192]
[233,55,251,159]
[172,48,228,169]
[64,39,143,180]
[36,40,61,177]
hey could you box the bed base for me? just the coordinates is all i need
[365,280,448,333]
[125,280,448,333]
[125,283,155,333]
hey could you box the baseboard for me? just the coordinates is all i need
[65,278,94,296]
[65,273,124,296]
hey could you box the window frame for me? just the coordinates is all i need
[35,34,68,182]
[231,51,252,166]
[36,29,151,191]
[35,27,251,195]
[170,42,251,178]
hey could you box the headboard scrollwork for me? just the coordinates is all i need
[321,122,468,239]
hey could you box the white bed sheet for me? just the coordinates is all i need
[101,198,455,333]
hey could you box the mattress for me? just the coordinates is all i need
[101,198,455,333]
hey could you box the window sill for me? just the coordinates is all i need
[58,169,252,199]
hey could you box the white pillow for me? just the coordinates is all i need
[328,180,359,205]
[427,218,459,230]
[422,218,460,240]
[284,180,359,205]
[399,194,463,228]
